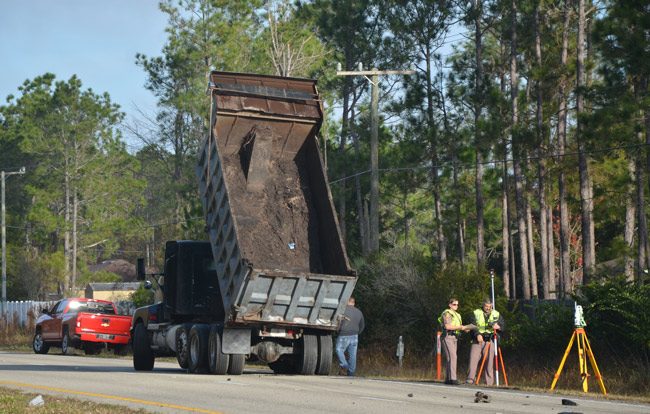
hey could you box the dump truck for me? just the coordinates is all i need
[131,71,356,375]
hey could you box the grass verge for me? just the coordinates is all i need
[0,386,149,414]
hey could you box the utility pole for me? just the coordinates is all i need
[2,167,26,316]
[336,66,414,252]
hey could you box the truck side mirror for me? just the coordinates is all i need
[136,258,145,281]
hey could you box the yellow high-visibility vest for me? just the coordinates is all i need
[473,309,500,334]
[438,309,462,335]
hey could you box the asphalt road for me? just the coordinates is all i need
[0,351,648,414]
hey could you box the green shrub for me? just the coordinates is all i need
[130,284,154,309]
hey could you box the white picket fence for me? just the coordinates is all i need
[1,301,57,327]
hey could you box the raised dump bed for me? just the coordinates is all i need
[197,71,356,330]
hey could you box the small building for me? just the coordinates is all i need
[84,282,141,301]
[84,282,142,315]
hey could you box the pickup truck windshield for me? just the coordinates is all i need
[68,301,115,315]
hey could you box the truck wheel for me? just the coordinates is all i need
[227,354,245,375]
[208,325,229,375]
[61,329,74,355]
[188,324,210,374]
[296,334,317,375]
[133,323,155,371]
[315,334,333,375]
[33,330,49,354]
[175,323,193,369]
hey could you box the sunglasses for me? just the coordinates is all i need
[450,303,459,306]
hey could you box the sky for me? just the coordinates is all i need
[0,0,168,144]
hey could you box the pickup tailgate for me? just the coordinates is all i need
[75,313,131,344]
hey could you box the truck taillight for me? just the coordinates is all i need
[148,314,157,322]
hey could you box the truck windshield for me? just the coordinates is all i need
[68,301,115,315]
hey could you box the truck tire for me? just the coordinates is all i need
[188,324,210,374]
[133,323,155,371]
[227,353,245,375]
[175,323,193,369]
[315,334,333,375]
[61,328,74,355]
[208,325,229,375]
[33,330,49,354]
[296,334,318,375]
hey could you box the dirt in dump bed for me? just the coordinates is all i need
[221,144,323,273]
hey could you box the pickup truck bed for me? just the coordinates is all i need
[33,298,132,355]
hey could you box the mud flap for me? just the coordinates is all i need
[222,328,251,354]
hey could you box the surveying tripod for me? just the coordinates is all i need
[550,304,607,395]
[475,332,509,386]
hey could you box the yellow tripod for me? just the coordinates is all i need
[550,327,606,395]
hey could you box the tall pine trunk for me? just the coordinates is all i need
[473,0,486,267]
[500,65,513,298]
[624,158,636,281]
[526,204,538,297]
[511,0,531,299]
[72,190,78,292]
[502,154,511,298]
[558,1,572,297]
[535,1,550,298]
[643,77,650,283]
[426,47,447,264]
[636,157,648,278]
[63,162,71,294]
[440,80,464,264]
[577,0,595,285]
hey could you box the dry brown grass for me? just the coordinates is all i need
[0,312,34,350]
[354,343,650,403]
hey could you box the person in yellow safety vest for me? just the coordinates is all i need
[438,298,474,385]
[466,298,505,385]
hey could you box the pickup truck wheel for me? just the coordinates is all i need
[133,323,154,371]
[175,323,193,369]
[61,329,74,355]
[33,331,49,354]
[208,325,229,375]
[296,334,317,375]
[188,324,210,374]
[227,353,245,375]
[315,334,333,375]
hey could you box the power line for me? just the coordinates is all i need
[328,141,649,185]
[5,216,204,233]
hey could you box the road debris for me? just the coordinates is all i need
[28,395,44,407]
[474,391,491,403]
[562,398,578,406]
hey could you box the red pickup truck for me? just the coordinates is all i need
[33,298,131,355]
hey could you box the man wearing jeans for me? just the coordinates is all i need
[336,296,365,376]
